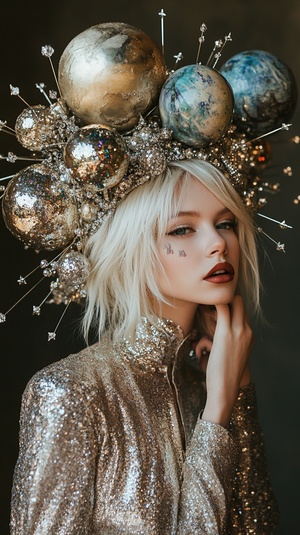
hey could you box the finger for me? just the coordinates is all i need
[215,303,231,329]
[230,295,247,328]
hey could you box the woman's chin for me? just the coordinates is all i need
[198,293,236,307]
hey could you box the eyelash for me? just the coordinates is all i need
[167,225,193,236]
[167,220,237,236]
[216,220,237,230]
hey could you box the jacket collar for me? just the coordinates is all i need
[114,316,190,371]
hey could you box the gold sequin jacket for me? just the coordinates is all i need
[11,318,278,534]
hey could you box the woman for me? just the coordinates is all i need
[10,159,278,534]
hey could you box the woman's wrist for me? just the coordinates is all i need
[239,364,251,388]
[201,389,239,428]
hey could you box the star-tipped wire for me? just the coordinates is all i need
[35,83,52,105]
[257,213,292,229]
[250,123,292,143]
[9,85,32,109]
[41,45,62,99]
[48,300,71,341]
[173,52,184,70]
[207,40,223,67]
[32,289,53,317]
[0,242,76,327]
[212,33,232,68]
[205,31,232,68]
[0,174,15,183]
[257,227,286,252]
[0,120,16,137]
[0,276,45,322]
[158,9,167,58]
[196,23,207,64]
[0,153,43,164]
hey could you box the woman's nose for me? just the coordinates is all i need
[205,228,227,257]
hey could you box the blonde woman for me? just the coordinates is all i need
[11,160,278,534]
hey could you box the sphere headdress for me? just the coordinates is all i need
[0,12,297,339]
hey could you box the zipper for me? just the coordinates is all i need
[167,362,186,453]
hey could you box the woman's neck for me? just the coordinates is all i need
[156,300,198,337]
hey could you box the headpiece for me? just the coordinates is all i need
[0,13,298,339]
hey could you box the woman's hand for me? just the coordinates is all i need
[196,295,252,428]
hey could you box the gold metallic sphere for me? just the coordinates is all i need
[58,22,166,131]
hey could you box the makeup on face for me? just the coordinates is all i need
[164,245,187,257]
[156,178,240,333]
[164,243,174,254]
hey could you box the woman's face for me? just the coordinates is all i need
[156,177,240,328]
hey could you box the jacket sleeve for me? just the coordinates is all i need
[177,384,279,535]
[177,418,238,534]
[10,369,100,535]
[227,383,279,533]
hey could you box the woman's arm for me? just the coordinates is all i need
[177,389,278,534]
[177,417,238,534]
[201,295,252,428]
[177,297,278,533]
[10,368,99,535]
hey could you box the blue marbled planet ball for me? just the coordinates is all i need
[159,64,234,147]
[220,50,297,137]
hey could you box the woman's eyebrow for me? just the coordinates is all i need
[171,207,232,218]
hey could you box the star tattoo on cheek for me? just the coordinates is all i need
[179,250,187,257]
[164,243,174,254]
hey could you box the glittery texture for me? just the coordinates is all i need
[11,319,278,534]
[228,385,279,533]
[64,125,129,190]
[2,163,78,251]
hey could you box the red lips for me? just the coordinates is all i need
[204,262,235,283]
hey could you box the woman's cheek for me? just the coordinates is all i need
[163,242,188,258]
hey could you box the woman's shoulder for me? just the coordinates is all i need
[22,340,113,407]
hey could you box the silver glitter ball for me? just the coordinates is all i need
[2,164,78,250]
[58,22,166,131]
[64,125,129,190]
[57,251,91,290]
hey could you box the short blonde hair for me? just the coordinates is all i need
[83,159,260,342]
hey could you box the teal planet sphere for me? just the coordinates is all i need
[220,50,297,137]
[159,64,234,147]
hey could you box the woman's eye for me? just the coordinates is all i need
[167,226,194,236]
[216,220,236,230]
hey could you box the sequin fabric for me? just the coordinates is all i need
[11,318,278,534]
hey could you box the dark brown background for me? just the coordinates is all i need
[1,1,299,533]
